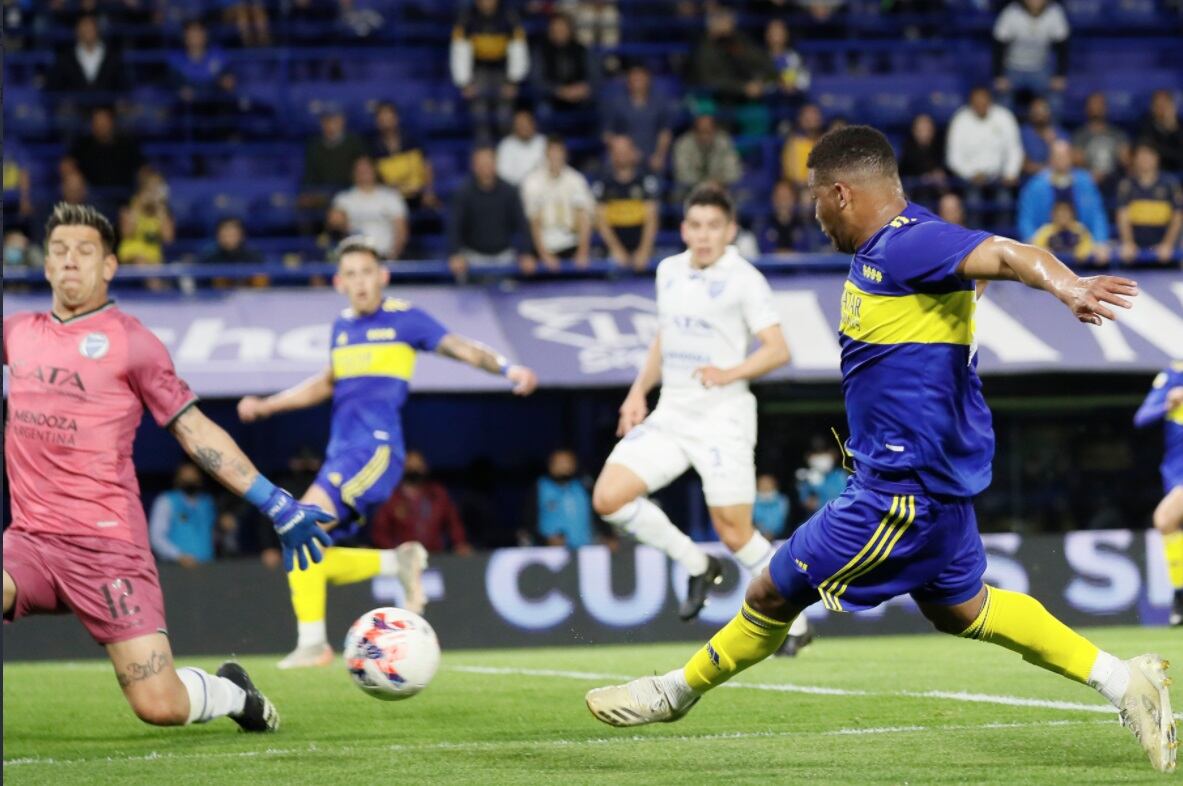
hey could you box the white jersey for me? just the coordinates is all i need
[652,246,780,424]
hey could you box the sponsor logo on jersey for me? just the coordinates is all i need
[11,409,79,431]
[8,362,86,391]
[79,332,110,360]
[337,332,349,346]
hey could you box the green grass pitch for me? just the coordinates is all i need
[4,626,1180,785]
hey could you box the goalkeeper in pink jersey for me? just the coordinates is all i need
[3,203,334,733]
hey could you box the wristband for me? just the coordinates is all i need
[497,356,512,376]
[244,475,278,509]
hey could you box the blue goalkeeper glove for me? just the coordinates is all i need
[245,477,334,571]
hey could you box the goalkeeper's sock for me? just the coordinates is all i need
[322,547,383,585]
[178,667,247,724]
[731,531,774,575]
[683,602,789,693]
[1163,531,1183,589]
[288,557,328,648]
[378,549,400,576]
[602,497,710,576]
[960,585,1114,693]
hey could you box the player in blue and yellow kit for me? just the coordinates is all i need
[1135,362,1183,625]
[238,236,537,668]
[586,126,1177,773]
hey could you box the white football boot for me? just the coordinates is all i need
[396,541,429,614]
[586,676,699,727]
[276,642,333,670]
[1118,654,1177,773]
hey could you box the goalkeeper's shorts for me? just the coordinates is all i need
[314,441,405,531]
[769,468,986,613]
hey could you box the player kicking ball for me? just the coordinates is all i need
[586,127,1176,773]
[1135,362,1183,625]
[590,182,811,653]
[237,236,538,669]
[3,204,335,733]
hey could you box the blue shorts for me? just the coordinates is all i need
[314,442,404,533]
[1163,465,1183,497]
[769,471,986,612]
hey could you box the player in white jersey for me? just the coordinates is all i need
[591,183,811,650]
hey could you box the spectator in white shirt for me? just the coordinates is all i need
[521,136,594,269]
[992,0,1069,113]
[327,156,410,259]
[946,86,1023,226]
[496,108,547,186]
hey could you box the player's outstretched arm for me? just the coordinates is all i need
[238,366,334,422]
[1134,378,1183,429]
[694,324,790,388]
[958,236,1138,326]
[618,335,662,436]
[435,334,538,395]
[170,406,332,571]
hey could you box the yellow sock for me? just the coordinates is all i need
[960,586,1098,683]
[1163,532,1183,589]
[323,547,383,586]
[287,557,328,624]
[684,603,789,693]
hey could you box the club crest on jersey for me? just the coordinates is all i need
[708,281,726,298]
[79,332,110,360]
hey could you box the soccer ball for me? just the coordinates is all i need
[343,607,440,701]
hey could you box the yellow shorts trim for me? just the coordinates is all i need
[817,495,916,612]
[340,445,392,508]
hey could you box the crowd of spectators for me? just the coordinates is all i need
[4,0,1182,284]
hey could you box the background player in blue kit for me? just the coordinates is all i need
[1135,362,1183,625]
[586,126,1177,774]
[238,236,538,668]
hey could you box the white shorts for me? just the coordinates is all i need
[605,408,756,507]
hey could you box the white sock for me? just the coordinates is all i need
[378,549,399,576]
[603,498,710,576]
[788,613,809,637]
[1088,651,1130,708]
[178,667,247,724]
[296,620,327,650]
[658,668,701,706]
[732,531,774,575]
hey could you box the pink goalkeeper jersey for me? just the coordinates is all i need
[4,303,197,550]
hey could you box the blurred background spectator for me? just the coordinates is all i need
[1116,143,1183,264]
[592,136,660,271]
[795,437,847,518]
[535,12,595,116]
[448,146,534,281]
[759,179,810,253]
[522,136,594,269]
[898,113,947,209]
[62,105,144,205]
[149,462,217,568]
[1031,200,1096,262]
[371,102,439,210]
[781,103,824,189]
[764,19,810,101]
[201,217,263,265]
[753,472,790,541]
[1140,89,1183,174]
[450,0,530,140]
[47,13,126,100]
[370,450,472,555]
[1020,96,1067,176]
[689,6,776,136]
[535,448,596,548]
[673,113,742,199]
[327,156,410,259]
[301,108,367,205]
[1072,92,1130,198]
[992,0,1069,112]
[117,167,174,268]
[601,62,674,174]
[1017,139,1108,245]
[946,86,1022,227]
[496,108,547,186]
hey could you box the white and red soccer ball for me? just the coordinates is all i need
[343,607,440,701]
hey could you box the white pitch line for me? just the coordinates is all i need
[449,665,1150,716]
[3,718,1108,768]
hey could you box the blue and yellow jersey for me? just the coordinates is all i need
[1135,362,1183,491]
[327,297,448,458]
[839,202,994,498]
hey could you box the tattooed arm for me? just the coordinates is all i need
[435,334,538,396]
[169,406,261,495]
